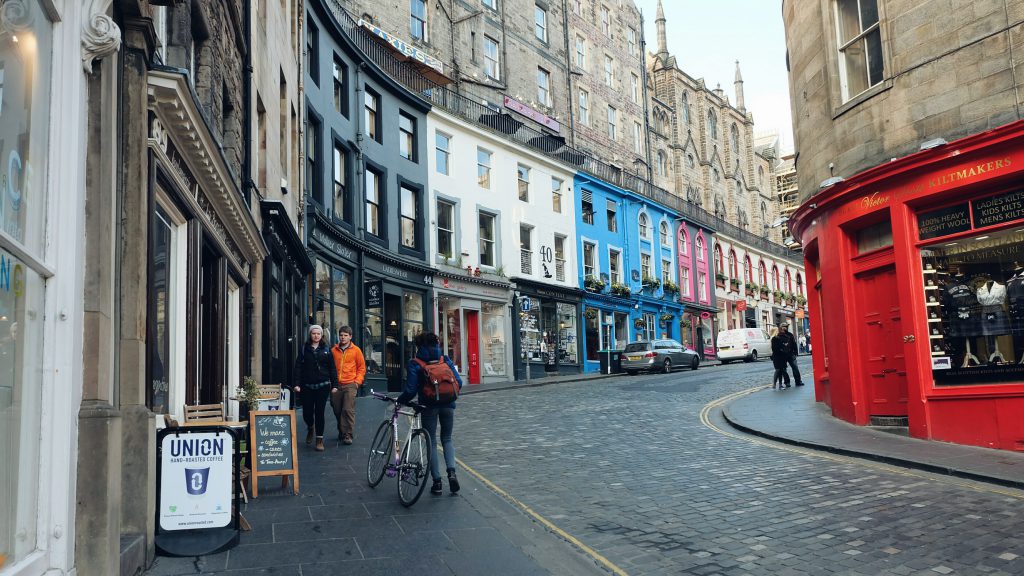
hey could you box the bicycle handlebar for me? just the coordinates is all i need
[369,389,427,412]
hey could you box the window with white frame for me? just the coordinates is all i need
[572,0,581,15]
[435,131,451,175]
[436,199,455,258]
[537,67,551,107]
[641,253,652,280]
[698,272,708,300]
[364,89,380,142]
[631,73,640,103]
[695,235,705,261]
[399,112,416,161]
[333,143,349,222]
[551,177,562,213]
[578,88,590,124]
[600,4,610,35]
[483,0,496,8]
[520,224,533,274]
[477,147,492,188]
[660,221,670,246]
[633,121,643,154]
[609,249,621,284]
[582,197,594,224]
[607,105,616,139]
[835,0,883,101]
[484,35,500,79]
[554,234,566,281]
[642,313,656,342]
[410,0,427,41]
[604,55,614,86]
[638,212,649,239]
[517,164,530,202]
[606,199,617,232]
[627,27,637,56]
[662,258,672,285]
[400,185,418,248]
[479,212,496,266]
[583,241,596,278]
[534,4,548,42]
[365,166,382,236]
[575,35,586,68]
[681,266,690,297]
[656,150,667,176]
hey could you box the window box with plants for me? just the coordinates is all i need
[642,276,661,293]
[785,292,796,306]
[729,278,740,293]
[745,283,756,297]
[611,282,631,297]
[772,289,783,302]
[662,279,679,295]
[759,286,770,301]
[715,272,727,289]
[584,275,606,293]
[796,294,807,307]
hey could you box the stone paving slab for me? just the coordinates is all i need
[722,383,1024,488]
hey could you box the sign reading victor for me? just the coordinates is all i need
[249,410,300,497]
[918,203,970,240]
[972,190,1024,229]
[159,432,234,531]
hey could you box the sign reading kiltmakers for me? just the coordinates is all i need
[918,203,970,240]
[972,190,1024,229]
[364,280,383,308]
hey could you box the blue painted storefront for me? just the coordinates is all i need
[574,175,690,373]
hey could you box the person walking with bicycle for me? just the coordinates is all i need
[293,324,338,452]
[399,331,463,496]
[330,325,366,445]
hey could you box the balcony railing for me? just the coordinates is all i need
[521,249,533,275]
[324,0,799,263]
[555,258,565,281]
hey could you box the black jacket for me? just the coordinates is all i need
[294,343,338,388]
[771,331,797,360]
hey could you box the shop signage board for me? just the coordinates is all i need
[971,189,1024,229]
[917,203,970,240]
[736,300,747,311]
[249,410,300,497]
[364,280,383,308]
[155,426,240,556]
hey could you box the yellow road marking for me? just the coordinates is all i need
[700,386,1024,500]
[456,457,630,576]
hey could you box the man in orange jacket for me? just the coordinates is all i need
[330,325,366,444]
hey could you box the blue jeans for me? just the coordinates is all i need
[420,406,455,481]
[787,355,803,385]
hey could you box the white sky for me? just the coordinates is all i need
[634,0,794,154]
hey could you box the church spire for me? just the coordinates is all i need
[655,0,667,56]
[734,60,746,111]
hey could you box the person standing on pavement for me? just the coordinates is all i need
[770,327,791,389]
[330,325,366,445]
[293,325,338,452]
[399,331,463,496]
[773,322,804,386]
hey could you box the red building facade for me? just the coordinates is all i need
[791,121,1024,451]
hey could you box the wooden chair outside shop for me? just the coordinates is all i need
[183,403,225,423]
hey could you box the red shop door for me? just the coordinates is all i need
[856,265,908,416]
[466,310,480,385]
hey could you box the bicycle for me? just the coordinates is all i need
[366,390,433,507]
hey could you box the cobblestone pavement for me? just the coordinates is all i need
[456,359,1024,576]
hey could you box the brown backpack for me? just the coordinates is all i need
[414,357,459,405]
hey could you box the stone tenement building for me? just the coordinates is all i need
[337,0,573,135]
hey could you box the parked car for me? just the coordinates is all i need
[621,339,700,374]
[716,328,772,363]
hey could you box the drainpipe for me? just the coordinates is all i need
[639,8,653,182]
[561,0,575,147]
[242,0,254,376]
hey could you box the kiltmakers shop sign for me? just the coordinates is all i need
[159,432,233,530]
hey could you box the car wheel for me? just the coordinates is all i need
[691,356,699,370]
[749,350,758,362]
[720,359,731,365]
[662,358,672,373]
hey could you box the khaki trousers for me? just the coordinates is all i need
[330,383,359,439]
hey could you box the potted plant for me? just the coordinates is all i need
[796,294,807,307]
[611,282,631,297]
[239,375,260,421]
[662,279,679,294]
[715,272,727,288]
[772,289,783,301]
[681,317,692,329]
[642,276,661,292]
[584,275,606,292]
[729,278,740,292]
[745,282,756,297]
[633,317,646,330]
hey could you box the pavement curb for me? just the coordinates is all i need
[721,403,1024,492]
[460,374,617,395]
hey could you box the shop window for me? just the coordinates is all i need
[614,312,629,348]
[314,259,351,335]
[642,313,656,342]
[521,297,541,362]
[553,303,578,364]
[403,292,424,368]
[923,228,1024,385]
[482,301,506,375]
[149,207,177,415]
[857,220,893,253]
[364,312,383,374]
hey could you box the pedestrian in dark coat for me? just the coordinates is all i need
[774,321,804,386]
[293,325,338,451]
[770,327,791,389]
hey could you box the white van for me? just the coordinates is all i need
[716,328,772,363]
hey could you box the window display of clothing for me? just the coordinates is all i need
[976,280,1011,336]
[1007,272,1024,331]
[942,279,979,337]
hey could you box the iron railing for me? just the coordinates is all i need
[324,0,800,264]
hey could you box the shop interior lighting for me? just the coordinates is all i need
[11,35,17,43]
[975,236,990,241]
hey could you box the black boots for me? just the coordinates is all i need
[447,468,460,494]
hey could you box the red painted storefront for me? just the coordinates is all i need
[790,120,1024,451]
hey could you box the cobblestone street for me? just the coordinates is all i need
[456,359,1024,576]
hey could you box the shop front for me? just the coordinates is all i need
[434,273,513,385]
[680,307,718,359]
[582,292,635,373]
[790,119,1024,450]
[514,279,582,378]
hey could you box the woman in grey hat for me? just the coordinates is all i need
[293,325,338,451]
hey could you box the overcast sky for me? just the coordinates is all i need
[634,0,794,154]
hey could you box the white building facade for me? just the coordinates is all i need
[427,109,579,382]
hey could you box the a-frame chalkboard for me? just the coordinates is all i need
[248,410,300,497]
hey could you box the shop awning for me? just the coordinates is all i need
[478,112,524,135]
[358,20,454,85]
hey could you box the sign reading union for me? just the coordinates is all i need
[972,190,1024,229]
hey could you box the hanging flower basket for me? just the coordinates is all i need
[633,317,646,330]
[659,313,674,324]
[584,307,599,320]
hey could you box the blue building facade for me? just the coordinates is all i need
[575,175,691,373]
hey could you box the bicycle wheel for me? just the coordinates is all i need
[397,429,432,507]
[366,420,393,487]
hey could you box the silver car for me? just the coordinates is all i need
[621,339,700,374]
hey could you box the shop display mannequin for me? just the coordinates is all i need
[975,275,1010,363]
[1007,262,1024,363]
[944,269,980,367]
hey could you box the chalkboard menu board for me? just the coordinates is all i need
[249,410,299,497]
[918,203,970,240]
[972,190,1024,229]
